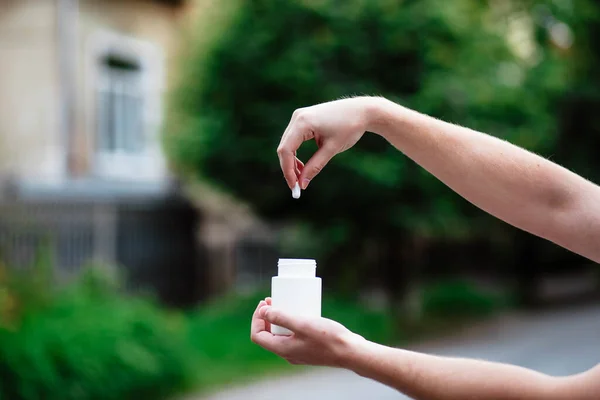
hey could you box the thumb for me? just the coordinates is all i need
[299,145,336,189]
[260,306,308,334]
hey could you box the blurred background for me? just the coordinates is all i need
[0,0,599,399]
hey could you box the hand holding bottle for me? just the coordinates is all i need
[250,298,363,367]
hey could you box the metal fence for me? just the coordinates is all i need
[0,187,204,307]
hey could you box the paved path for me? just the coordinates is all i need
[193,304,600,400]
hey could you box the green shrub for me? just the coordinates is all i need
[322,296,394,344]
[166,0,576,294]
[186,289,286,387]
[0,266,193,400]
[422,279,508,318]
[0,260,397,399]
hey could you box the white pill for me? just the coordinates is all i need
[292,182,301,199]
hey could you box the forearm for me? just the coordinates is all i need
[344,339,561,400]
[365,97,600,262]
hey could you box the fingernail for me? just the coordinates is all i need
[301,179,310,190]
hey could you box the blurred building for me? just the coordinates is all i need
[0,0,207,306]
[0,0,188,183]
[0,0,276,303]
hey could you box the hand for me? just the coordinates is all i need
[250,298,364,367]
[277,97,375,190]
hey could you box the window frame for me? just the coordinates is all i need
[85,30,166,182]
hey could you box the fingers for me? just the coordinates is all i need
[294,157,304,179]
[299,145,336,189]
[277,114,313,189]
[258,305,312,335]
[277,138,304,190]
[251,300,282,351]
[250,300,268,337]
[252,331,292,355]
[250,301,309,359]
[263,297,272,332]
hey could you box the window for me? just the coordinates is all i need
[87,31,165,181]
[96,55,144,154]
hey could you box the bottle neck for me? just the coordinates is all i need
[277,259,317,278]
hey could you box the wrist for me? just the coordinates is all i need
[362,96,402,138]
[335,332,371,371]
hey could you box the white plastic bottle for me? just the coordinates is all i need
[271,258,322,335]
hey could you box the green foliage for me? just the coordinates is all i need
[166,0,577,286]
[0,244,54,327]
[0,265,193,400]
[0,260,396,398]
[186,289,286,387]
[549,1,600,185]
[422,279,509,318]
[322,295,394,344]
[0,257,510,397]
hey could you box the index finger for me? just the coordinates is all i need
[250,302,294,354]
[277,121,310,189]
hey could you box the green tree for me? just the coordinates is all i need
[166,0,575,308]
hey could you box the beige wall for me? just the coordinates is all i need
[0,0,62,182]
[0,0,191,184]
[74,0,184,179]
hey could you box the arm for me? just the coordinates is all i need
[347,339,600,400]
[251,300,600,400]
[277,97,600,262]
[369,98,600,262]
